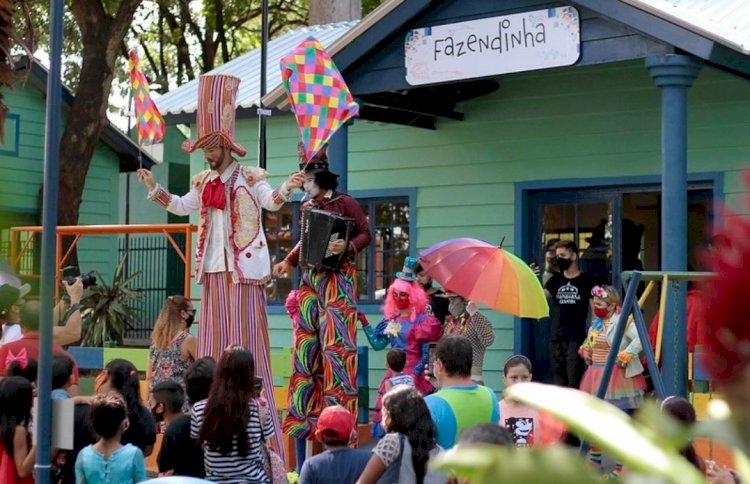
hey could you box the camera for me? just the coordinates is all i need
[64,270,97,289]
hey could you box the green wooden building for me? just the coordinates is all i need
[153,0,750,400]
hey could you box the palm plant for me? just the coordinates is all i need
[80,257,143,347]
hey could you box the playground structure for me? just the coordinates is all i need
[598,270,729,467]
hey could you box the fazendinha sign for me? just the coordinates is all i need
[405,6,580,85]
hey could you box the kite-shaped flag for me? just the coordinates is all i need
[280,37,359,163]
[129,49,165,146]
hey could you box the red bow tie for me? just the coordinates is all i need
[202,177,227,210]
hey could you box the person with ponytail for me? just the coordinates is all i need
[147,295,197,409]
[357,385,445,484]
[96,359,157,456]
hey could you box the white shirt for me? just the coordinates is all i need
[0,323,22,345]
[203,164,236,274]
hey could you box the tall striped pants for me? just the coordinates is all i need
[198,272,284,457]
[282,262,359,439]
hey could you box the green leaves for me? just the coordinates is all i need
[80,256,143,347]
[432,445,606,484]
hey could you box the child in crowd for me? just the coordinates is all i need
[52,354,75,399]
[150,380,185,429]
[357,385,446,484]
[499,355,565,447]
[158,357,216,478]
[579,285,645,478]
[0,377,35,484]
[96,359,157,456]
[299,405,370,484]
[660,396,705,474]
[384,348,416,393]
[75,393,146,484]
[5,355,38,387]
[458,424,513,448]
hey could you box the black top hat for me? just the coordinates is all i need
[297,142,329,172]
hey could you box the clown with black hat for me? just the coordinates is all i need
[273,142,372,452]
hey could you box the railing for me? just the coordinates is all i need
[9,224,197,342]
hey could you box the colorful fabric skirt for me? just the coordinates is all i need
[580,364,646,410]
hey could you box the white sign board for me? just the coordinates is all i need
[405,6,581,86]
[32,397,74,450]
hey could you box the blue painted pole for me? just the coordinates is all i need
[327,123,349,192]
[646,55,701,398]
[36,0,65,482]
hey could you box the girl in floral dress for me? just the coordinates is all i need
[363,257,443,438]
[147,295,197,411]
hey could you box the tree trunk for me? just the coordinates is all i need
[58,0,142,271]
[309,0,361,25]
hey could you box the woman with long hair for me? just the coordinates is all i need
[147,295,196,407]
[357,385,444,484]
[97,358,157,456]
[0,377,35,483]
[191,347,274,483]
[363,258,443,438]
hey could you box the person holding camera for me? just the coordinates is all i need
[1,277,84,347]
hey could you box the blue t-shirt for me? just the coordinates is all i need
[51,388,71,400]
[74,443,146,484]
[425,384,500,450]
[299,448,371,484]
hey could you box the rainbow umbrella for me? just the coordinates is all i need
[419,238,549,319]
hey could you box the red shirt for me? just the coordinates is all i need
[0,332,80,384]
[286,191,372,267]
[649,289,706,354]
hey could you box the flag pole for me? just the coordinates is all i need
[258,0,270,169]
[36,0,64,480]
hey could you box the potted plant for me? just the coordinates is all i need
[80,257,143,347]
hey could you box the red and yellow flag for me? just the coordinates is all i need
[129,49,165,145]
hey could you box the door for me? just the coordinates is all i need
[524,184,714,383]
[527,191,619,383]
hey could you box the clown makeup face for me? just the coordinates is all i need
[204,146,231,171]
[303,174,321,199]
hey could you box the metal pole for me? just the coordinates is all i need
[257,0,270,169]
[646,55,701,397]
[36,0,64,481]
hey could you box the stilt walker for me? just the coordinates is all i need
[272,37,364,469]
[137,74,305,458]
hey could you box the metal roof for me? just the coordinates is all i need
[623,0,750,54]
[155,21,359,116]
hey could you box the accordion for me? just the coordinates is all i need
[299,208,355,271]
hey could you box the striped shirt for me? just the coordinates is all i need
[190,398,274,483]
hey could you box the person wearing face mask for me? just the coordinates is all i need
[272,143,371,463]
[542,240,596,389]
[362,257,443,438]
[443,293,495,385]
[578,285,645,478]
[415,261,450,326]
[147,295,197,413]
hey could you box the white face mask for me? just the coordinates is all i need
[303,177,320,198]
[448,298,467,317]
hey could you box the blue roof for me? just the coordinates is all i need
[155,21,359,116]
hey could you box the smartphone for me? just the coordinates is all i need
[426,343,438,377]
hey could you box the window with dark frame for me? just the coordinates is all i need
[264,196,410,305]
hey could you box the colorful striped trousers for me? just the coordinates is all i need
[198,272,284,457]
[282,262,359,439]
